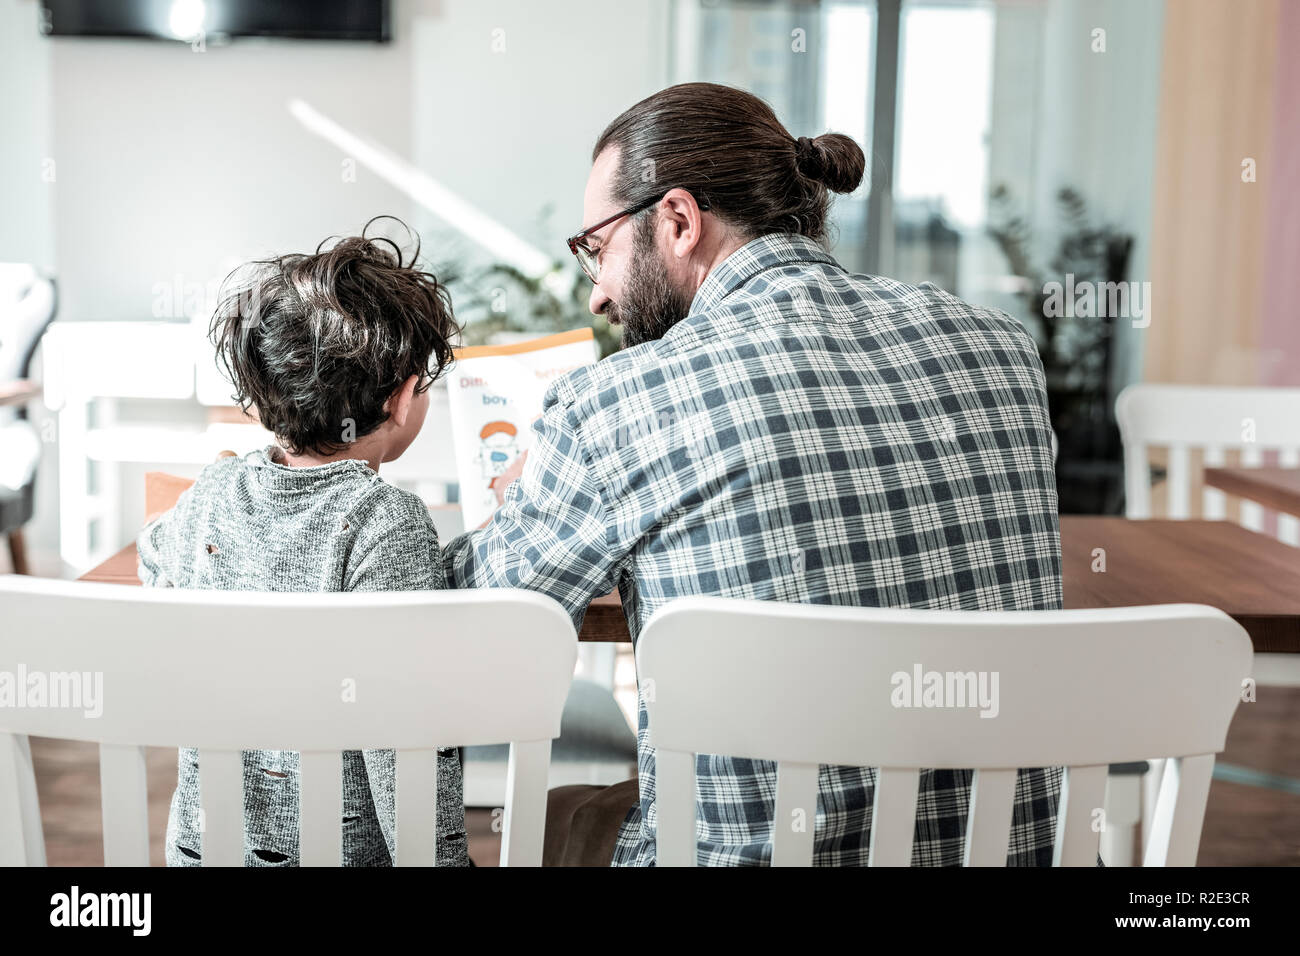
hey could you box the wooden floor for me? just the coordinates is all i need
[25,686,1299,866]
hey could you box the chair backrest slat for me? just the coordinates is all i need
[0,732,45,866]
[1143,753,1216,867]
[638,597,1250,867]
[652,748,698,867]
[0,577,576,867]
[1278,448,1300,544]
[772,761,819,866]
[1051,764,1109,866]
[395,748,439,867]
[298,750,343,867]
[1166,444,1192,518]
[99,743,150,866]
[867,767,919,866]
[962,768,1018,866]
[500,739,555,867]
[199,748,246,867]
[1202,445,1227,518]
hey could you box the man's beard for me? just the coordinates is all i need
[605,215,692,349]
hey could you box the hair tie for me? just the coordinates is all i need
[795,136,824,180]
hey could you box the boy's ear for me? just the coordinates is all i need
[384,374,421,428]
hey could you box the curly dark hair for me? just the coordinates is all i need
[209,217,459,457]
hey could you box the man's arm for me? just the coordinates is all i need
[443,392,623,633]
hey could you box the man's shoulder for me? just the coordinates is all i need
[542,271,1043,424]
[544,340,673,414]
[908,281,1039,349]
[814,268,1040,357]
[839,272,1045,373]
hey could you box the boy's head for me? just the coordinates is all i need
[210,218,459,461]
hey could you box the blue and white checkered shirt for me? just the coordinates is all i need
[444,233,1063,866]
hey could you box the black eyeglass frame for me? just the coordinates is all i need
[566,190,711,282]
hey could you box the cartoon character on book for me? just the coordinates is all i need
[476,420,520,492]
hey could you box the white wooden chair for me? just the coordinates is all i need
[0,576,576,866]
[1116,383,1300,846]
[1115,383,1300,538]
[638,597,1250,867]
[0,265,58,574]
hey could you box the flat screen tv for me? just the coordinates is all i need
[39,0,390,43]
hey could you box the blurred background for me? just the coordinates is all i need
[3,0,1297,578]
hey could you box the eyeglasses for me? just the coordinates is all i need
[566,190,711,283]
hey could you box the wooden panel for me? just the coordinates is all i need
[1260,0,1300,384]
[1146,0,1281,385]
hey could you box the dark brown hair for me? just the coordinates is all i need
[209,217,459,457]
[593,82,866,242]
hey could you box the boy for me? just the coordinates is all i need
[138,221,468,866]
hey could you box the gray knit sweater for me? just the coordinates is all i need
[137,445,469,867]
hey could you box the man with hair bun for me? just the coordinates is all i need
[445,83,1062,867]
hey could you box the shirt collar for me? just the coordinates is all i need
[249,444,376,489]
[689,233,842,316]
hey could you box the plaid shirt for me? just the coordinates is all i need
[443,233,1063,866]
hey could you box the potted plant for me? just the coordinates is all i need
[987,185,1131,514]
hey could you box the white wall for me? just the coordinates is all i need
[0,0,671,572]
[26,0,670,320]
[46,6,419,322]
[409,0,671,270]
[0,0,54,269]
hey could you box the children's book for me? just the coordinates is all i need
[445,328,598,528]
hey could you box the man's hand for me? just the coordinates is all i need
[476,452,529,530]
[490,450,528,507]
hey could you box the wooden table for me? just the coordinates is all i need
[1204,467,1300,518]
[80,517,1300,652]
[78,539,629,644]
[1060,518,1299,653]
[0,379,41,407]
